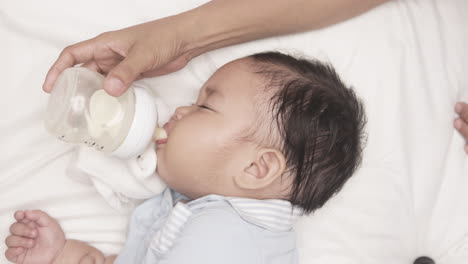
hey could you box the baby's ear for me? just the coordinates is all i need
[234,148,286,190]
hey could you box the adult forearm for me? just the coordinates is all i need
[180,0,390,57]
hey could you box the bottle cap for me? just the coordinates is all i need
[111,85,158,159]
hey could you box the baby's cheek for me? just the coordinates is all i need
[155,152,169,182]
[156,146,182,182]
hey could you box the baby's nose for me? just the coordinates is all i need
[173,105,192,120]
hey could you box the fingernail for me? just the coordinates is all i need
[42,80,52,92]
[455,103,462,114]
[106,78,125,96]
[454,119,462,130]
[42,83,49,92]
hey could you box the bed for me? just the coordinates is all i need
[1,0,467,263]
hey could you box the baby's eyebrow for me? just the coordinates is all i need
[204,86,224,101]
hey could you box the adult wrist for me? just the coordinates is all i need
[171,1,263,61]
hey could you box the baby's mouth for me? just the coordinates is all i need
[153,126,168,145]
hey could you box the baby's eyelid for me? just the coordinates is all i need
[200,104,213,111]
[192,103,214,111]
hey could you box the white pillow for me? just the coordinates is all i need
[1,1,467,264]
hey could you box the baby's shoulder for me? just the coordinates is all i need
[161,202,262,263]
[165,200,298,264]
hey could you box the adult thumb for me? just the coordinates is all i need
[104,51,149,97]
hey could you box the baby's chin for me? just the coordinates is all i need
[155,159,165,175]
[155,154,167,180]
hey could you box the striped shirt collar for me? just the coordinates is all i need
[224,197,303,232]
[170,188,303,232]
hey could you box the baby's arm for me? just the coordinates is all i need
[52,240,116,264]
[5,210,116,264]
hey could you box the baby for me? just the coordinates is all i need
[5,52,366,264]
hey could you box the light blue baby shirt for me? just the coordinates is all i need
[115,188,302,264]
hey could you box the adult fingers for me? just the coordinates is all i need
[5,235,35,248]
[141,55,190,77]
[9,223,37,238]
[82,61,103,74]
[454,118,468,137]
[454,118,468,154]
[454,102,468,154]
[455,102,468,141]
[43,37,97,93]
[455,102,468,122]
[4,247,24,263]
[103,46,152,96]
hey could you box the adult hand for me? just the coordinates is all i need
[42,0,389,97]
[454,102,468,154]
[42,17,195,97]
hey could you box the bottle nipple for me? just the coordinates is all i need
[153,127,167,141]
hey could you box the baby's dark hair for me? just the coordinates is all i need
[248,51,366,214]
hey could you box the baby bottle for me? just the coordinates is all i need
[45,67,162,159]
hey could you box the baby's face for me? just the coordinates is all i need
[156,58,266,199]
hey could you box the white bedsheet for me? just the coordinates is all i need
[1,0,467,263]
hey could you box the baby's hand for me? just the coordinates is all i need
[5,210,66,264]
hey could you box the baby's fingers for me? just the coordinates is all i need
[24,210,52,227]
[14,210,35,226]
[4,247,24,263]
[10,222,37,238]
[5,235,35,248]
[14,210,25,221]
